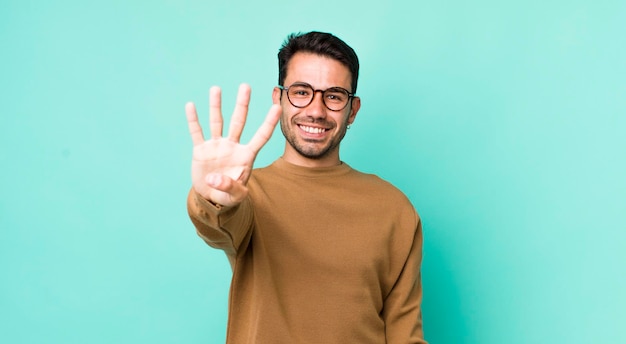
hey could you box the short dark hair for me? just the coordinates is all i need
[278,31,360,94]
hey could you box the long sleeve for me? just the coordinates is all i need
[382,216,427,344]
[186,188,254,264]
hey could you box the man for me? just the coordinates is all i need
[185,31,426,343]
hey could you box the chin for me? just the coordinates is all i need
[294,141,337,160]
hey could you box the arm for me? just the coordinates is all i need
[185,84,281,258]
[382,217,428,344]
[187,189,254,263]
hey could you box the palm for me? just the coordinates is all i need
[186,84,281,207]
[191,138,256,205]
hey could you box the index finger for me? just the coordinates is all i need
[186,102,205,146]
[247,104,282,154]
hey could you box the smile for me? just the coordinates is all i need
[298,125,327,134]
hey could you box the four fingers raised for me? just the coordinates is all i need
[187,83,280,150]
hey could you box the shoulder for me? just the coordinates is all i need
[348,168,419,216]
[349,168,411,202]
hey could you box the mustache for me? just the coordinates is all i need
[292,115,335,127]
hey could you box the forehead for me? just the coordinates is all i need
[285,52,352,90]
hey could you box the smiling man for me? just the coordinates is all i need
[186,31,427,344]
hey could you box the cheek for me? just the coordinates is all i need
[338,111,353,125]
[280,108,297,125]
[280,98,295,114]
[282,103,303,119]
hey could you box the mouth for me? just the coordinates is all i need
[298,124,328,135]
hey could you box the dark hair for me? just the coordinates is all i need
[278,31,360,94]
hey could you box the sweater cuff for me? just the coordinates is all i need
[192,190,236,214]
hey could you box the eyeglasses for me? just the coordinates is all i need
[278,83,355,111]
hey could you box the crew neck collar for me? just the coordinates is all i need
[272,157,352,178]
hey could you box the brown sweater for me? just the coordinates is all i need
[187,158,426,344]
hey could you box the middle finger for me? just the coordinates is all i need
[209,86,223,139]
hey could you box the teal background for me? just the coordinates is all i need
[1,0,625,343]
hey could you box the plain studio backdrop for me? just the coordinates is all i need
[1,0,624,343]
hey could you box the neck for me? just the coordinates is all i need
[282,146,342,168]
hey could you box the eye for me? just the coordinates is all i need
[325,90,347,102]
[289,85,311,98]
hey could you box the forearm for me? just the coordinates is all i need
[186,188,254,259]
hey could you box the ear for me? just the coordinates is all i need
[272,87,282,105]
[347,96,361,125]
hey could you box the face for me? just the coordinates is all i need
[272,52,361,167]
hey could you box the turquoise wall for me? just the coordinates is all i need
[1,0,624,343]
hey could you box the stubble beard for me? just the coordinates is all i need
[280,116,349,160]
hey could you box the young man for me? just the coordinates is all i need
[185,31,426,343]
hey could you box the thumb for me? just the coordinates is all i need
[205,173,248,206]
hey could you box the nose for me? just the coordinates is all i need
[305,90,327,118]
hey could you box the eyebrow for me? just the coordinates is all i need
[289,81,352,92]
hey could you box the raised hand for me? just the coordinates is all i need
[186,83,281,207]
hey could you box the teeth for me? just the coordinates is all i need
[300,125,325,134]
